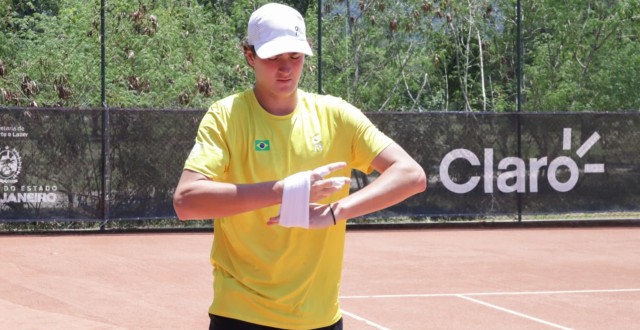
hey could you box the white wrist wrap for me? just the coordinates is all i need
[279,171,311,228]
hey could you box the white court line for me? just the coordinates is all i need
[340,289,640,329]
[340,288,640,299]
[456,294,573,330]
[341,309,391,330]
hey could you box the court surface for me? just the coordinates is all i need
[1,226,638,329]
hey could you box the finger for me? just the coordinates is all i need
[312,162,347,178]
[313,177,350,189]
[325,177,350,189]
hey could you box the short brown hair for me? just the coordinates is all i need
[241,38,255,55]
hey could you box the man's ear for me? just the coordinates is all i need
[244,51,256,68]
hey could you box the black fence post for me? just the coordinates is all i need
[100,0,110,230]
[516,0,523,222]
[317,0,322,94]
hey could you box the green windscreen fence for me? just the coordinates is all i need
[2,108,639,222]
[369,112,640,218]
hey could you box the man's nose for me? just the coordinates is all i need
[278,59,292,72]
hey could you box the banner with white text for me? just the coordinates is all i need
[1,108,639,221]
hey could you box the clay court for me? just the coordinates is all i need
[1,226,639,329]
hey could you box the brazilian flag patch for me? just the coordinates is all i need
[255,140,270,151]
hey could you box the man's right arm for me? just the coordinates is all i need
[173,163,349,221]
[173,170,284,220]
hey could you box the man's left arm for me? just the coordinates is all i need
[330,142,426,222]
[267,142,425,229]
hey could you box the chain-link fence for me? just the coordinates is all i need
[370,112,640,219]
[2,108,640,224]
[1,1,639,228]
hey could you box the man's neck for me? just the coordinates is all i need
[253,86,298,116]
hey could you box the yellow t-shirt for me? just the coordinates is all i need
[184,89,392,328]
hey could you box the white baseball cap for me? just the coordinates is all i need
[247,3,313,59]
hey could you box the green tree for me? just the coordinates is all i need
[11,0,60,17]
[523,0,640,111]
[319,0,516,112]
[0,0,99,107]
[2,0,639,111]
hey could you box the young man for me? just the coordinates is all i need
[173,3,426,329]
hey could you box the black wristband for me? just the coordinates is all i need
[328,204,337,225]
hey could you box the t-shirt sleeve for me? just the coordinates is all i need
[339,102,393,174]
[183,103,230,180]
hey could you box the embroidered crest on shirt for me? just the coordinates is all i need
[312,134,323,152]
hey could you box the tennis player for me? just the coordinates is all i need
[173,3,426,329]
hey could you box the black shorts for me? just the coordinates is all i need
[208,314,343,330]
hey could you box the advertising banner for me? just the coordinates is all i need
[1,108,102,220]
[369,112,640,218]
[2,108,639,221]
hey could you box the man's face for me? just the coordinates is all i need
[247,51,305,98]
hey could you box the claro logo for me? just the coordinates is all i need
[439,128,605,194]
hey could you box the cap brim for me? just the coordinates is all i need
[255,38,313,59]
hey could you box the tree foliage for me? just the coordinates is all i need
[1,0,639,111]
[522,0,640,111]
